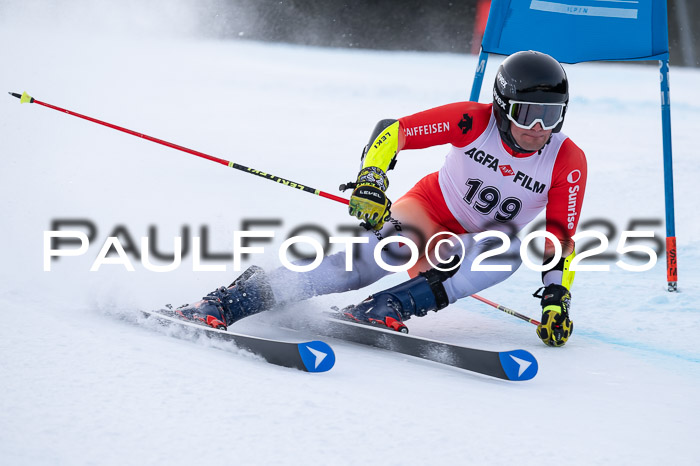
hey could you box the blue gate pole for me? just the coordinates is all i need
[659,59,678,291]
[469,49,489,102]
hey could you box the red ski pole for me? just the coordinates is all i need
[470,294,540,326]
[8,91,349,205]
[11,91,539,326]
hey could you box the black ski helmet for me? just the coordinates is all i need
[493,50,568,153]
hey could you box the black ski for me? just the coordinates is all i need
[138,309,335,373]
[284,314,538,381]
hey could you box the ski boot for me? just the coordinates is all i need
[172,266,275,330]
[340,261,459,333]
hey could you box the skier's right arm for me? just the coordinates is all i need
[348,102,491,229]
[347,119,401,230]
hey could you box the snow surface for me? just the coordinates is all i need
[2,2,700,465]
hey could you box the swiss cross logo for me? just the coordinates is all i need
[499,165,515,176]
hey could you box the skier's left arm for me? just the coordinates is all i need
[535,138,587,347]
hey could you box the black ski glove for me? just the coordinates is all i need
[533,284,573,347]
[344,166,391,230]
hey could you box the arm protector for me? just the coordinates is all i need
[361,119,402,173]
[542,250,576,290]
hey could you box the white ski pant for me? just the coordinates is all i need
[268,219,522,306]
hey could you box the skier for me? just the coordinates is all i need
[175,50,586,347]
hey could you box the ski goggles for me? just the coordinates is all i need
[506,101,566,130]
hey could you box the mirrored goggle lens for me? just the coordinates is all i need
[508,102,565,130]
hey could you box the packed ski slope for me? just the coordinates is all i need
[2,4,700,466]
